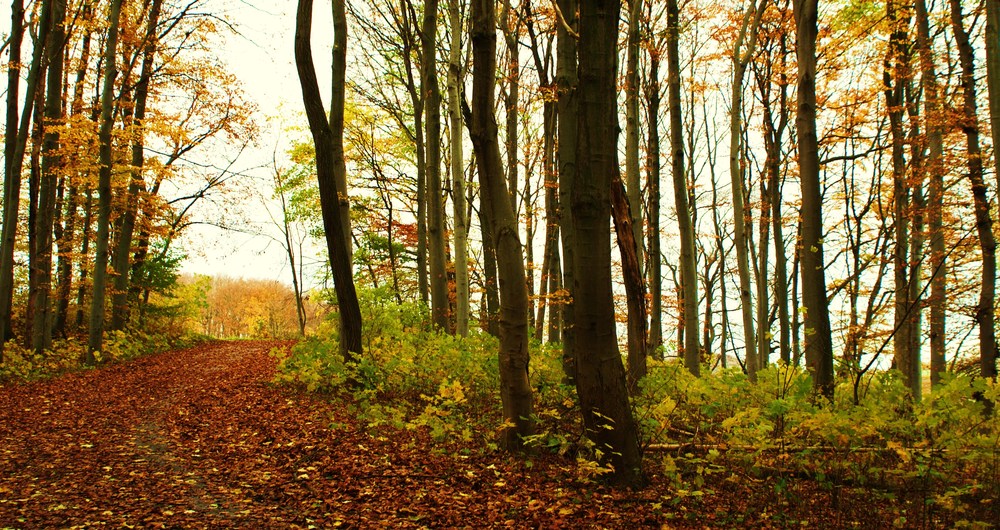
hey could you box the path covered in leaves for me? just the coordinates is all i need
[1,341,909,528]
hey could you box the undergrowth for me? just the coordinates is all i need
[1,329,207,383]
[273,287,999,527]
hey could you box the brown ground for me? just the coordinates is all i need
[0,341,985,528]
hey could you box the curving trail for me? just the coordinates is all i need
[0,341,663,529]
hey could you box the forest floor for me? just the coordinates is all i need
[0,341,965,529]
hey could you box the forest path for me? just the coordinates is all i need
[0,340,664,529]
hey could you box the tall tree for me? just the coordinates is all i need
[624,0,644,273]
[110,0,163,331]
[87,0,125,363]
[448,0,469,336]
[949,0,998,383]
[468,0,533,450]
[572,0,644,486]
[667,0,699,375]
[793,0,834,398]
[30,0,67,353]
[422,0,449,330]
[729,0,767,379]
[295,0,363,361]
[556,0,578,380]
[915,0,946,388]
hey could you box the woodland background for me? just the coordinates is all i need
[1,0,998,524]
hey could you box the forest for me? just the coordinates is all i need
[1,0,999,527]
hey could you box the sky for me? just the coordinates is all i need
[173,0,322,283]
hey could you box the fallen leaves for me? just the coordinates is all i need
[0,340,956,528]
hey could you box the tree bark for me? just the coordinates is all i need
[448,0,469,336]
[556,0,578,381]
[949,0,998,383]
[646,49,664,357]
[87,0,124,363]
[30,0,66,353]
[422,0,449,330]
[668,0,699,375]
[794,0,834,398]
[468,0,533,451]
[295,0,363,361]
[573,0,644,487]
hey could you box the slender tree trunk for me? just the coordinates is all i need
[646,52,664,357]
[295,0,363,361]
[422,0,449,330]
[611,176,648,388]
[87,0,124,363]
[729,0,767,378]
[667,0,699,375]
[794,0,834,398]
[625,0,644,274]
[30,0,66,353]
[573,0,644,487]
[986,0,1000,195]
[111,0,162,332]
[1,0,45,351]
[448,0,469,336]
[468,0,533,450]
[949,0,998,382]
[556,0,578,381]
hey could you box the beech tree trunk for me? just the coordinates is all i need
[668,0,699,375]
[295,0,363,361]
[422,0,449,330]
[572,0,644,487]
[30,0,66,353]
[468,0,533,450]
[87,0,124,363]
[949,0,998,383]
[794,0,834,398]
[556,0,578,381]
[448,0,469,336]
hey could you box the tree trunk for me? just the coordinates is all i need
[611,175,648,388]
[422,0,449,330]
[295,0,363,361]
[668,0,699,375]
[87,0,124,363]
[468,0,533,451]
[625,0,644,274]
[646,51,663,357]
[793,0,834,398]
[1,0,45,352]
[573,0,644,487]
[30,0,66,353]
[949,0,998,382]
[111,0,162,332]
[448,0,469,336]
[556,0,578,382]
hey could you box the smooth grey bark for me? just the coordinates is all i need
[728,0,766,379]
[625,0,644,274]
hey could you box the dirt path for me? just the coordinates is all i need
[0,341,666,529]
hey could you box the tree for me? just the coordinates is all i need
[295,0,363,361]
[421,0,449,330]
[571,0,644,486]
[468,0,533,451]
[793,0,834,398]
[87,0,125,363]
[448,0,469,336]
[949,0,998,383]
[667,0,699,375]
